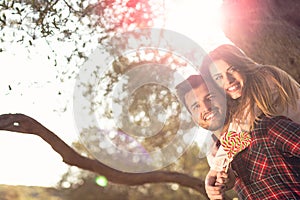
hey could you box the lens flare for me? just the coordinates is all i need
[95,176,108,187]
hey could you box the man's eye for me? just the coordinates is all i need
[208,95,215,100]
[207,95,215,102]
[192,104,200,110]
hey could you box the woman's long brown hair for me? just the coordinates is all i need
[200,44,300,131]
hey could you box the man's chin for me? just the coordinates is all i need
[199,117,224,131]
[206,121,224,132]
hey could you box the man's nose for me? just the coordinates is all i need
[200,101,212,112]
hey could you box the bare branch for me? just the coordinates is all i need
[0,113,211,198]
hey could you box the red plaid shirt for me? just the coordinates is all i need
[231,116,300,199]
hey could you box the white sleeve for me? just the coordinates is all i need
[209,146,229,171]
[206,152,215,168]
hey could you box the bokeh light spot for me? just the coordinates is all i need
[95,175,108,187]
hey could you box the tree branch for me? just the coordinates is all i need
[0,113,210,198]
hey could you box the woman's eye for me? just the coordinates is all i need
[228,66,237,73]
[214,75,222,81]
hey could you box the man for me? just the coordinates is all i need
[176,74,300,199]
[176,74,233,199]
[175,74,226,139]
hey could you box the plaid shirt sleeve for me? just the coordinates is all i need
[268,116,300,157]
[231,116,300,199]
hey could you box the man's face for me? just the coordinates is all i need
[184,83,226,132]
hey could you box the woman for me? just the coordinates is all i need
[202,44,300,199]
[200,44,300,130]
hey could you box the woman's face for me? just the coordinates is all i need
[208,59,246,99]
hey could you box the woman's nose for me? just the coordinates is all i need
[225,73,235,84]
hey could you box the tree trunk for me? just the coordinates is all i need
[221,0,300,82]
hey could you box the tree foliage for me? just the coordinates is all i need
[0,0,163,39]
[0,0,164,65]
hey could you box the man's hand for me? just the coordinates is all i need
[216,171,228,186]
[205,170,226,200]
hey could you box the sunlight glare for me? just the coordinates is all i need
[156,0,228,51]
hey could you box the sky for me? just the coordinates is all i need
[0,0,230,187]
[0,43,77,186]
